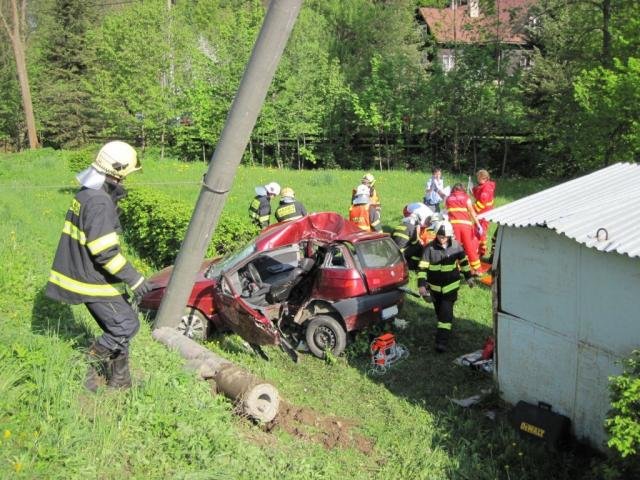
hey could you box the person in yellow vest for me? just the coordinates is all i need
[274,187,307,223]
[46,141,154,391]
[348,184,382,232]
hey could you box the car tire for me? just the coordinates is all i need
[177,307,210,341]
[305,315,347,359]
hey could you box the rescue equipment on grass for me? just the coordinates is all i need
[368,333,409,375]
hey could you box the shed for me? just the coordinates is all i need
[481,162,640,450]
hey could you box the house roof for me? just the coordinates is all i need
[481,163,640,258]
[418,0,535,46]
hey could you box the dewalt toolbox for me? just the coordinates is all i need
[508,401,571,450]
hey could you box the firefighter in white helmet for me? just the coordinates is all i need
[351,172,381,214]
[417,219,474,353]
[249,181,280,228]
[348,184,381,232]
[392,202,434,270]
[275,187,307,223]
[46,141,153,391]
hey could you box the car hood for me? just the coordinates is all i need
[148,259,219,289]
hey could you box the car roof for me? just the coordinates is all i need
[255,212,388,251]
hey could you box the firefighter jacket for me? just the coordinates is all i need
[446,190,473,227]
[275,200,307,223]
[46,183,144,304]
[249,195,271,228]
[349,203,381,232]
[392,219,423,270]
[417,239,471,295]
[472,180,496,215]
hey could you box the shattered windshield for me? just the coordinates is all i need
[206,242,256,278]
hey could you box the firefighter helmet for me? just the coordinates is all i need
[435,220,454,237]
[362,173,375,185]
[92,141,140,180]
[265,182,281,196]
[281,187,295,199]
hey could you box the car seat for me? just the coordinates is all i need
[267,257,315,303]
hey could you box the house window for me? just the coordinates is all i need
[442,53,455,72]
[519,54,534,69]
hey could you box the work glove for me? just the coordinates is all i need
[466,277,475,288]
[132,279,155,300]
[418,286,432,303]
[476,225,484,237]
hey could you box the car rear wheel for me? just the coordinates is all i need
[305,315,347,359]
[177,307,210,341]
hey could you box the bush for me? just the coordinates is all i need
[66,144,101,173]
[120,186,258,267]
[605,350,640,473]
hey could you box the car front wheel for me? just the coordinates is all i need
[177,307,210,341]
[305,315,347,359]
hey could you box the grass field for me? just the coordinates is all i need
[0,148,610,479]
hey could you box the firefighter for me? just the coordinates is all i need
[472,169,496,257]
[352,173,380,213]
[392,203,433,270]
[249,182,280,228]
[46,141,154,391]
[445,183,483,273]
[348,184,381,232]
[417,220,474,353]
[274,187,307,223]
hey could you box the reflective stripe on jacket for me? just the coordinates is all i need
[417,239,471,295]
[446,191,473,226]
[46,185,143,304]
[472,180,496,214]
[349,203,381,232]
[275,201,307,223]
[249,195,271,228]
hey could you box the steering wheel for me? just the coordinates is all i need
[246,263,262,286]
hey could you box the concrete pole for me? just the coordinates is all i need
[153,0,303,330]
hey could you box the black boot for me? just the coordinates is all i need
[107,351,132,389]
[85,342,113,392]
[434,328,450,354]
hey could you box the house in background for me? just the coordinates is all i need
[417,0,537,73]
[482,162,640,450]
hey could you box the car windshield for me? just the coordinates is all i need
[206,242,256,278]
[354,237,403,268]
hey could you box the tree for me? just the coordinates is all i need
[0,0,38,148]
[33,0,96,147]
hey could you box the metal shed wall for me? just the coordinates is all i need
[496,226,640,448]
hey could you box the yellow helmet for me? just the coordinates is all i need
[281,187,295,199]
[92,141,140,180]
[362,173,375,185]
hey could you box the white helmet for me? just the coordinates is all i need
[353,184,370,204]
[265,182,281,196]
[92,141,139,180]
[362,173,375,185]
[435,220,454,237]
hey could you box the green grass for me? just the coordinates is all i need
[0,148,608,479]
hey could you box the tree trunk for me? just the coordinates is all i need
[602,0,612,69]
[501,134,508,176]
[453,124,459,171]
[1,0,38,149]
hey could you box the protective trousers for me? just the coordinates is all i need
[432,291,457,346]
[452,224,481,271]
[85,295,140,354]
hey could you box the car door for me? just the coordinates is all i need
[214,273,279,346]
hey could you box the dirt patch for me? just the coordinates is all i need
[264,401,374,455]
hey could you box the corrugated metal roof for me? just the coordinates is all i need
[481,163,640,258]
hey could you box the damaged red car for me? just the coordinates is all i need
[139,212,408,360]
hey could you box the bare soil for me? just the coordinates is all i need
[264,401,374,454]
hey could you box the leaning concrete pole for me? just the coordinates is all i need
[154,0,303,330]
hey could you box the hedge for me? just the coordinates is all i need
[120,186,258,268]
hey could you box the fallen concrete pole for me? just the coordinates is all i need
[152,327,280,423]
